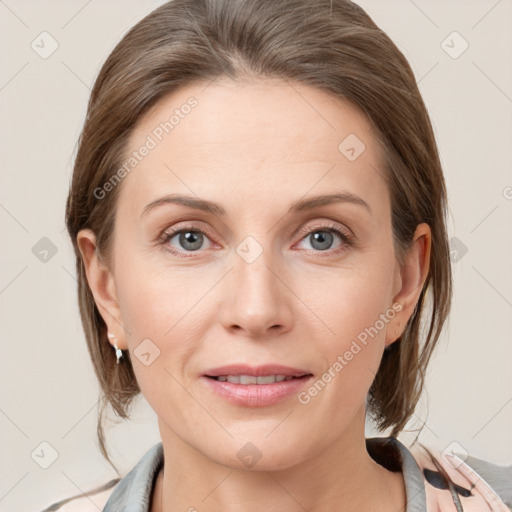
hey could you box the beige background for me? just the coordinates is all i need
[1,0,511,510]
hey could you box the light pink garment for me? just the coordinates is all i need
[408,443,511,511]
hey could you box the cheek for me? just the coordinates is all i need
[112,248,210,395]
[114,243,200,335]
[293,259,395,400]
[297,258,395,344]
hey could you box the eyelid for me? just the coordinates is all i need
[158,220,218,252]
[294,219,352,241]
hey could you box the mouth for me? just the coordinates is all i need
[205,374,311,384]
[202,364,313,382]
[201,367,314,407]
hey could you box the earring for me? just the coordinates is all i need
[108,332,123,364]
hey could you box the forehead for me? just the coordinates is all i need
[118,78,388,216]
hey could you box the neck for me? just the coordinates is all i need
[152,408,406,512]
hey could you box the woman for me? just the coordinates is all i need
[55,0,511,510]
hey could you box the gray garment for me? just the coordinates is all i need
[102,437,510,511]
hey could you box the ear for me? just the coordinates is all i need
[76,229,128,350]
[385,223,431,348]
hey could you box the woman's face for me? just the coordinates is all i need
[83,78,423,469]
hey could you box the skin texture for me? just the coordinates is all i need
[78,78,431,512]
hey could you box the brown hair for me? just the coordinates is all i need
[65,0,452,470]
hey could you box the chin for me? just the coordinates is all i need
[204,437,313,472]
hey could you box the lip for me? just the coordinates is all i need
[200,364,314,407]
[201,375,313,407]
[202,364,312,378]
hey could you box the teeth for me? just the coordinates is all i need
[215,375,295,384]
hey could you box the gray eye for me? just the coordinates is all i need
[173,231,205,251]
[308,231,334,251]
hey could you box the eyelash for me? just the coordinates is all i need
[158,221,353,258]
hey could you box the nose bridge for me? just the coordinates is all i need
[221,233,292,336]
[237,240,275,293]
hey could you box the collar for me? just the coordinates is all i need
[103,436,427,511]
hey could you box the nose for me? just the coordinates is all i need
[219,243,294,339]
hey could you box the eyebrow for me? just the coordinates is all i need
[141,192,371,218]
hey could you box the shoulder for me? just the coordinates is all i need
[40,443,163,512]
[40,480,119,512]
[405,440,512,511]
